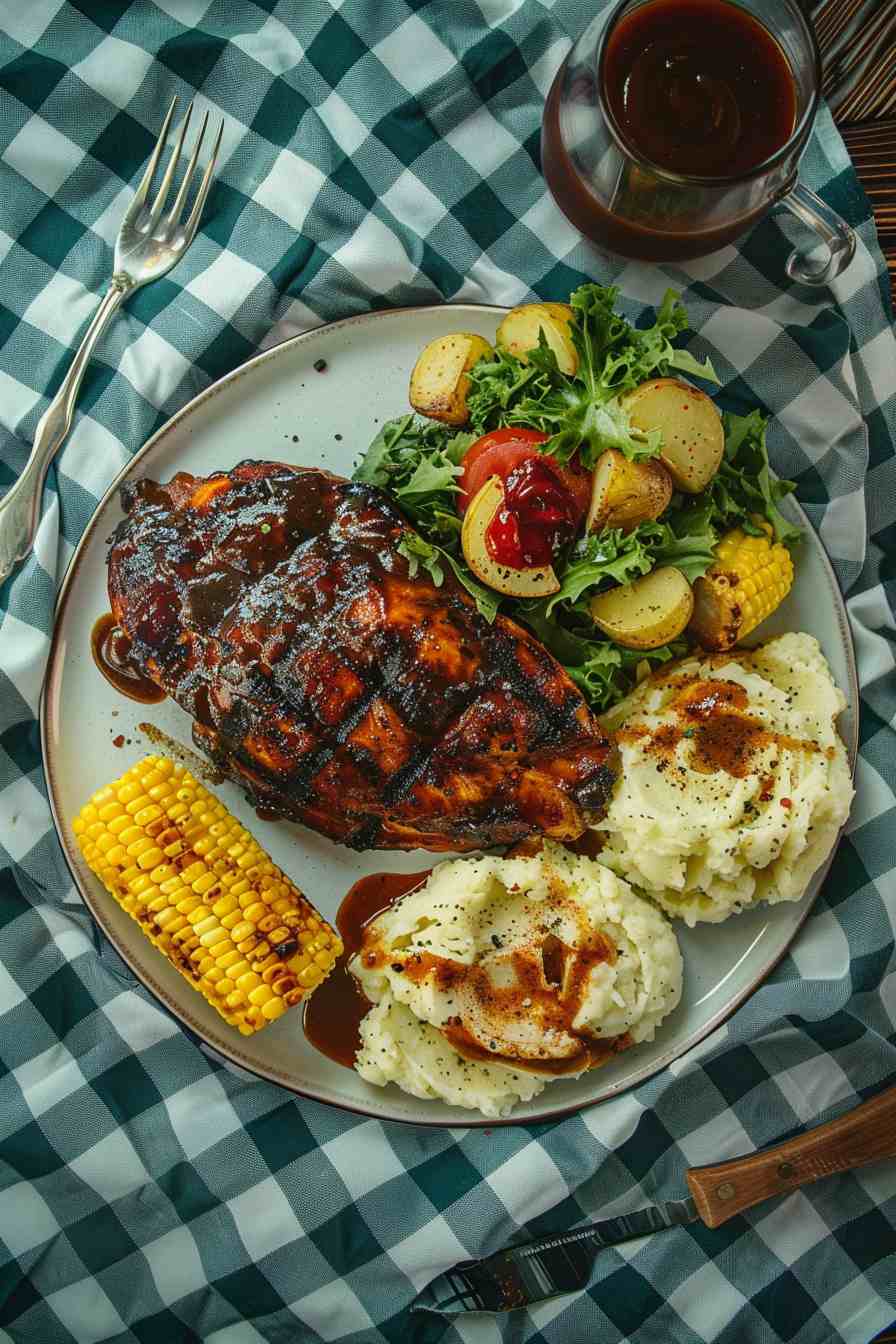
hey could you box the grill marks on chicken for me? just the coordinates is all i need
[108,462,616,852]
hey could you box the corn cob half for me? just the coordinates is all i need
[689,522,794,651]
[73,755,342,1034]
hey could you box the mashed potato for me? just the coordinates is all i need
[350,843,682,1118]
[595,633,853,926]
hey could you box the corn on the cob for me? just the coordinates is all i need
[72,755,342,1034]
[689,522,793,651]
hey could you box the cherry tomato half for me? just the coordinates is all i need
[457,427,592,521]
[458,428,547,512]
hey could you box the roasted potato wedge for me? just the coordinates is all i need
[586,449,673,532]
[589,566,694,649]
[541,301,576,325]
[409,333,493,425]
[461,476,560,598]
[496,303,578,375]
[622,378,724,493]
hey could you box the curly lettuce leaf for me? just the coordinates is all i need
[647,502,719,582]
[569,284,718,397]
[567,640,685,713]
[710,410,801,545]
[543,528,657,614]
[466,285,717,469]
[468,348,660,464]
[543,500,718,616]
[465,347,556,431]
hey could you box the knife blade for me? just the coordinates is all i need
[414,1197,699,1313]
[412,1082,896,1314]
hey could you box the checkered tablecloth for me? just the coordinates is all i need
[1,3,895,1342]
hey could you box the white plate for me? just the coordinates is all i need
[42,305,858,1127]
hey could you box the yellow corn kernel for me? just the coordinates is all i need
[690,521,794,651]
[72,755,342,1035]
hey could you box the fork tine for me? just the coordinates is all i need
[132,96,178,209]
[166,109,209,229]
[182,118,223,242]
[146,100,193,229]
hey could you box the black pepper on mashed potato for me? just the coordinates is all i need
[595,633,853,926]
[349,842,682,1118]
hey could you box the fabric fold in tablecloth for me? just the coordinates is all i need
[0,3,894,1342]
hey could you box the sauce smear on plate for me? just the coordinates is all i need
[304,869,430,1068]
[91,613,165,704]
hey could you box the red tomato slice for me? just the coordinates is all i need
[457,428,591,521]
[458,428,548,512]
[459,443,542,513]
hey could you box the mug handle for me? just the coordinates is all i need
[780,180,857,286]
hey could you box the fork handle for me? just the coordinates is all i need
[687,1083,896,1227]
[0,276,130,585]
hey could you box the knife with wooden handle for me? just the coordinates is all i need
[413,1084,896,1314]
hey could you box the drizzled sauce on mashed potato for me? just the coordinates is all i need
[617,676,827,779]
[360,910,628,1076]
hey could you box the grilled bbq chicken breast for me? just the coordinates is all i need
[107,462,616,851]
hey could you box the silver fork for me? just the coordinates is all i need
[0,96,223,585]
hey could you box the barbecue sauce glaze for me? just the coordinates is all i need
[485,458,579,569]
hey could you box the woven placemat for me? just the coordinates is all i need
[815,0,896,305]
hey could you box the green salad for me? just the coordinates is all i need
[353,285,799,713]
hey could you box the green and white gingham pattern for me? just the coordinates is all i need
[1,3,894,1342]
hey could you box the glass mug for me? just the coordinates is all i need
[541,0,856,284]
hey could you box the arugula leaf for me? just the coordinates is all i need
[353,413,416,485]
[354,415,472,490]
[353,416,473,545]
[397,533,445,586]
[398,455,460,499]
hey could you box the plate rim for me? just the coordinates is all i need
[41,302,860,1128]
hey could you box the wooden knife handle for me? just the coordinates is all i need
[686,1084,896,1227]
